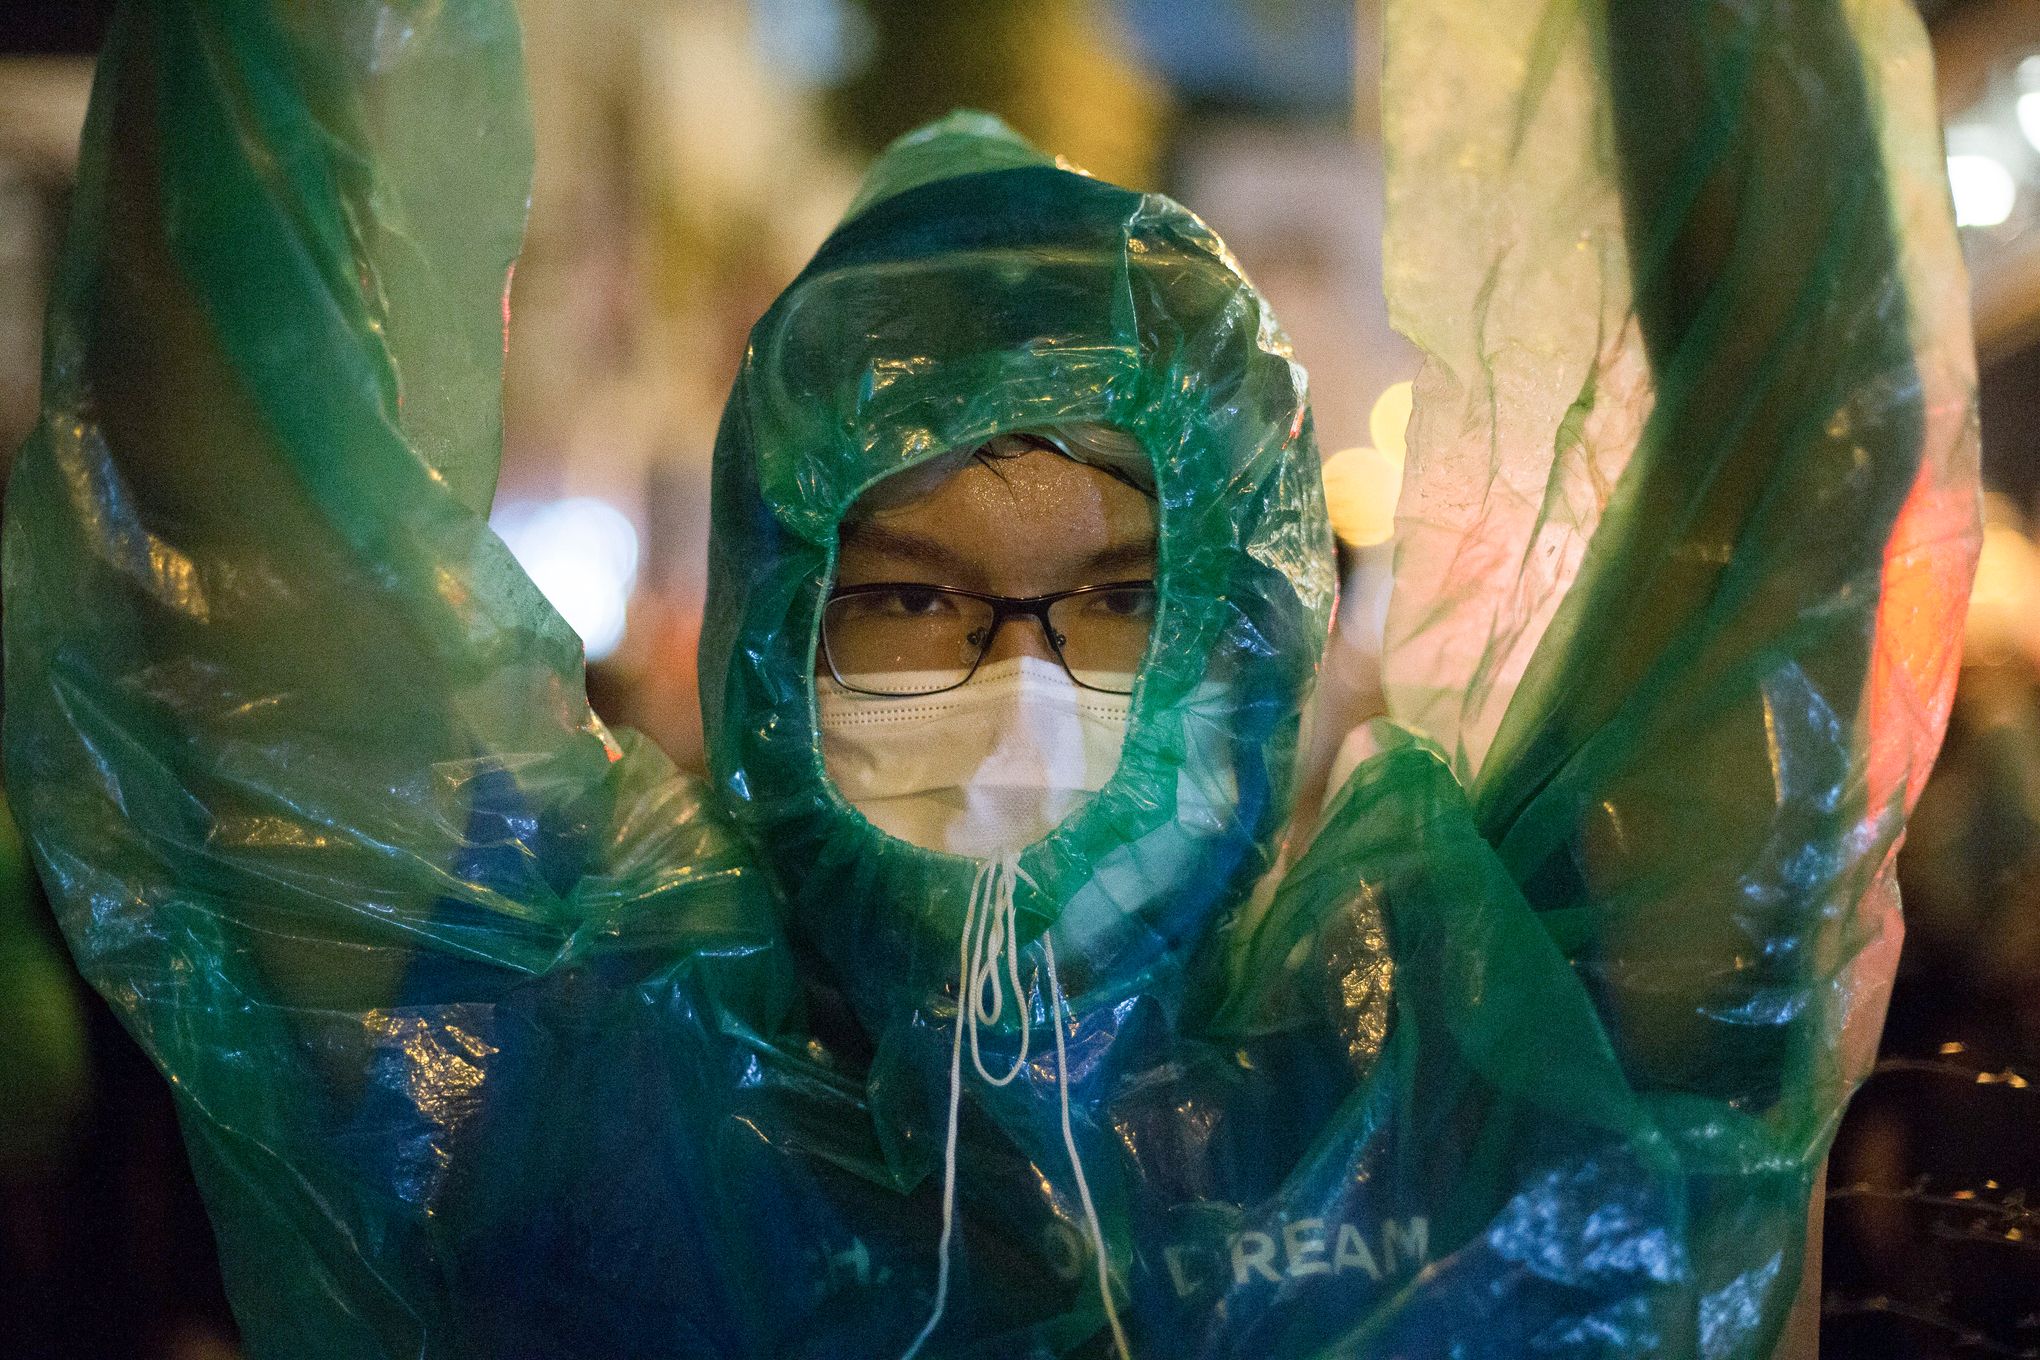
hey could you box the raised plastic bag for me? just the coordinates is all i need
[2,1,1978,1356]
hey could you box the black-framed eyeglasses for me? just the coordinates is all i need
[821,580,1156,697]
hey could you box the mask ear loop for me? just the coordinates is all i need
[898,855,1130,1360]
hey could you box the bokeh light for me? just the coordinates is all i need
[491,497,641,662]
[1324,382,1416,549]
[1368,379,1412,462]
[1948,151,2017,229]
[1322,447,1402,548]
[2017,90,2040,157]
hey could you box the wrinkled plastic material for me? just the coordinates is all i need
[2,2,1978,1358]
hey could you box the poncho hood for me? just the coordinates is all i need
[699,113,1337,1034]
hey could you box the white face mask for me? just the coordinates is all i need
[817,656,1132,858]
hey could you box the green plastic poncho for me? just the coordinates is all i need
[0,789,90,1169]
[1,0,1980,1356]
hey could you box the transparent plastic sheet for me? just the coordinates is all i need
[1369,0,1982,1349]
[0,3,1977,1360]
[0,790,89,1167]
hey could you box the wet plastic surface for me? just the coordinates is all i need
[2,1,1979,1356]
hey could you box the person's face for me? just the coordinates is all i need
[833,446,1157,669]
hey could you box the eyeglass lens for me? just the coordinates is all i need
[824,585,1154,695]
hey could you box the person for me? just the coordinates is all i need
[1,2,1976,1358]
[817,428,1159,860]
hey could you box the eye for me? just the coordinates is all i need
[1090,584,1157,619]
[876,585,953,617]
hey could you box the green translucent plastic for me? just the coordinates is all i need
[0,791,89,1168]
[2,0,1978,1356]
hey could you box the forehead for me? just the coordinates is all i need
[853,446,1150,528]
[842,447,1156,593]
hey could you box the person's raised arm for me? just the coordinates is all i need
[3,6,796,1349]
[1201,4,1976,1351]
[1385,0,1979,1123]
[4,0,619,1018]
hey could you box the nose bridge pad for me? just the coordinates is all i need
[980,609,1063,667]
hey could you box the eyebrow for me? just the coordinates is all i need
[839,520,1157,584]
[1077,540,1158,578]
[838,520,973,576]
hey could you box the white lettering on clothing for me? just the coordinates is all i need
[1381,1218,1429,1274]
[1283,1218,1331,1276]
[1230,1230,1281,1284]
[1334,1221,1380,1280]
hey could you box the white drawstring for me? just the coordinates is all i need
[898,854,1131,1360]
[1043,930,1131,1360]
[895,868,975,1360]
[966,858,1031,1087]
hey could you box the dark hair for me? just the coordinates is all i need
[970,431,1154,499]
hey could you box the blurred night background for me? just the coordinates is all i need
[3,1,2039,1357]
